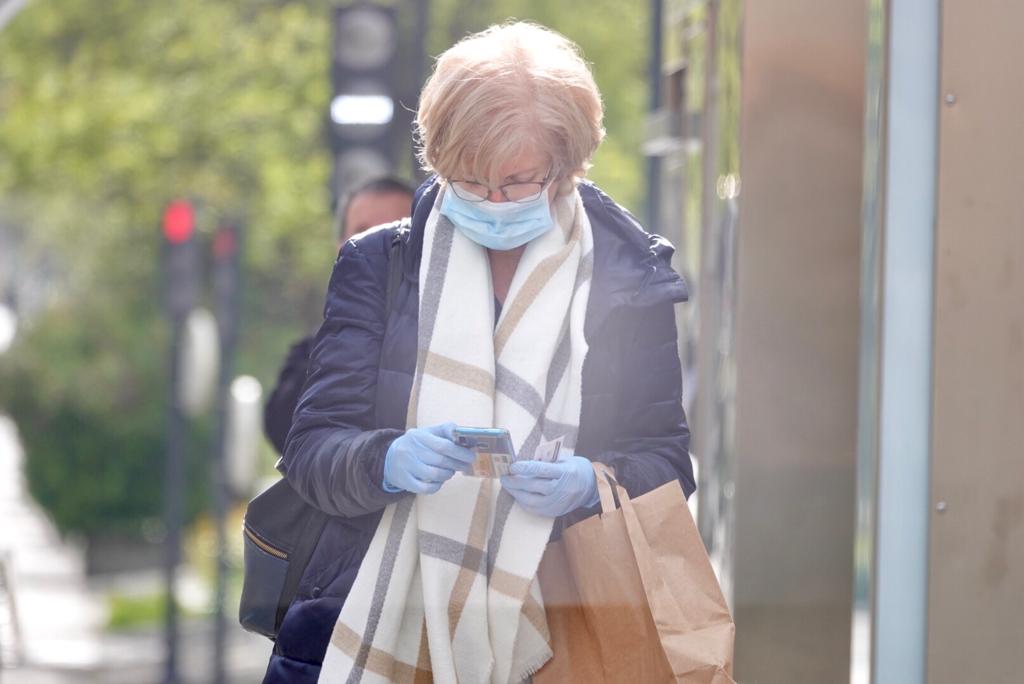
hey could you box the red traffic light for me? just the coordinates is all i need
[162,200,195,244]
[213,225,237,260]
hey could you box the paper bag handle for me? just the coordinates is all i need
[591,462,619,513]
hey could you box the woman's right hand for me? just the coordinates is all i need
[382,422,477,494]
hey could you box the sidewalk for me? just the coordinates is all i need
[0,416,271,683]
[0,416,104,674]
[7,620,272,683]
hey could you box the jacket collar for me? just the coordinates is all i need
[405,177,439,282]
[407,178,688,334]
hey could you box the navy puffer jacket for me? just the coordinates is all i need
[262,180,694,683]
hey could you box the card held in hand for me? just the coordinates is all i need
[532,436,563,463]
[453,428,516,478]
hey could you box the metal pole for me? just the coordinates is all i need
[211,223,241,684]
[212,334,230,684]
[645,0,664,233]
[872,0,939,680]
[163,315,185,684]
[160,200,197,684]
[410,0,431,180]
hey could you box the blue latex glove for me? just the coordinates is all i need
[500,454,599,517]
[383,422,476,495]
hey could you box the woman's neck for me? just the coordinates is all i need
[488,245,528,304]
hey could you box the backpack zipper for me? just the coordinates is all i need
[243,523,288,560]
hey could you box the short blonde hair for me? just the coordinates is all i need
[415,22,605,187]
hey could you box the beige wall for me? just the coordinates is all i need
[928,3,1024,681]
[730,1,865,681]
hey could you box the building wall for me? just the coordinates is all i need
[927,2,1024,681]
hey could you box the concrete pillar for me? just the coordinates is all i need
[729,2,866,680]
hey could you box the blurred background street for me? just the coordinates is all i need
[1,416,270,683]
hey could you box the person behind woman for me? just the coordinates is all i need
[263,21,694,684]
[262,176,415,456]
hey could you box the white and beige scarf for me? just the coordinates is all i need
[318,186,594,684]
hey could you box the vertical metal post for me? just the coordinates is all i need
[695,0,727,597]
[211,223,241,684]
[852,2,887,681]
[163,315,185,684]
[645,0,664,233]
[0,549,25,670]
[872,1,937,679]
[872,1,939,681]
[410,0,431,179]
[160,200,197,684]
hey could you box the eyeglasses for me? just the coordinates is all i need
[447,166,554,203]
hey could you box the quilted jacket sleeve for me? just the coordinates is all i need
[598,301,695,500]
[262,336,314,455]
[281,234,406,518]
[556,299,693,534]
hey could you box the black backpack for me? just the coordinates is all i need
[239,221,407,639]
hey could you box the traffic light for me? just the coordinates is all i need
[162,199,199,319]
[160,196,200,682]
[328,3,400,210]
[212,221,240,346]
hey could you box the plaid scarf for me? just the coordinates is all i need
[319,187,594,684]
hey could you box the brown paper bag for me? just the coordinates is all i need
[535,464,735,683]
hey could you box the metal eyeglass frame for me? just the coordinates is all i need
[447,165,555,203]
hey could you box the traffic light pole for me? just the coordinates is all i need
[211,316,231,684]
[410,0,430,179]
[211,349,232,683]
[163,312,186,684]
[160,200,198,684]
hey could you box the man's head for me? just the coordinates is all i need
[335,176,416,248]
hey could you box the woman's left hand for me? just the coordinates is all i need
[500,454,599,517]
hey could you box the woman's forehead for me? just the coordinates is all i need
[459,147,548,182]
[496,149,547,177]
[452,140,544,178]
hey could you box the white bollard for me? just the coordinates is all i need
[178,307,219,418]
[225,375,263,498]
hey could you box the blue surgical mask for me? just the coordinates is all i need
[440,186,554,251]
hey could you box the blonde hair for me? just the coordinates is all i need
[415,22,605,189]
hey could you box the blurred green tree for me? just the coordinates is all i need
[0,0,648,539]
[0,0,337,538]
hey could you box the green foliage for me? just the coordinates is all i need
[107,592,168,631]
[0,0,336,537]
[106,591,201,631]
[0,0,649,537]
[0,0,337,317]
[0,300,211,537]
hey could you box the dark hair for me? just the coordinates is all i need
[335,176,416,240]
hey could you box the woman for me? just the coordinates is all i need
[264,21,694,684]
